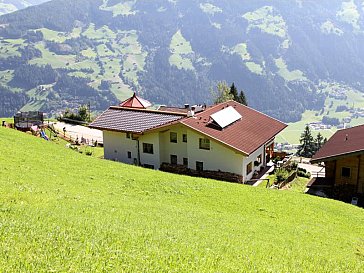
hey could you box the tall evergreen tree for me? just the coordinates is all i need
[229,82,238,100]
[229,82,248,106]
[297,125,315,158]
[238,90,248,106]
[315,132,324,151]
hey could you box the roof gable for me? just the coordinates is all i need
[119,93,152,109]
[311,124,364,162]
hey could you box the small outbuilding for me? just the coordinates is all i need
[14,111,44,131]
[310,124,364,204]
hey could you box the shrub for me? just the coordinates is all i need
[275,168,289,183]
[298,167,307,173]
[297,170,311,178]
[291,161,298,169]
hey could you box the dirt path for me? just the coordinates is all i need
[52,122,103,145]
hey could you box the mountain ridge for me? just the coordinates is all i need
[0,0,364,122]
[0,0,49,15]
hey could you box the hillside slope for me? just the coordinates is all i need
[0,127,363,271]
[0,0,49,15]
[0,0,364,122]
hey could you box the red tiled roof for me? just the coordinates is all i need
[89,107,184,133]
[119,93,152,108]
[311,124,364,162]
[180,101,287,155]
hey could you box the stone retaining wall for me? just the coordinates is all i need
[160,163,244,183]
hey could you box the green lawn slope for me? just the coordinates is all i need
[0,127,363,272]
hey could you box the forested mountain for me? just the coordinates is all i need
[0,0,364,122]
[0,0,49,15]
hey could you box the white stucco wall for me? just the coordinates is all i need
[103,131,138,164]
[186,129,244,175]
[159,125,188,165]
[242,145,265,181]
[102,126,269,180]
[139,132,160,169]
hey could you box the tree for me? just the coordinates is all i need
[211,81,234,104]
[297,125,316,158]
[315,132,324,151]
[78,105,89,122]
[211,81,249,105]
[229,82,238,100]
[238,90,248,106]
[229,82,248,106]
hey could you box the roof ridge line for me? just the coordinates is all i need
[109,106,187,116]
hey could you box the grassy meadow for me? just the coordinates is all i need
[0,127,364,272]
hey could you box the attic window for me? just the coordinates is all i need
[170,132,177,143]
[210,106,242,129]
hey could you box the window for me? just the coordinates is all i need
[183,157,188,166]
[126,132,131,139]
[196,161,203,171]
[257,154,262,164]
[170,132,177,143]
[199,138,210,150]
[127,151,132,159]
[170,154,177,165]
[246,162,253,175]
[143,143,154,154]
[255,154,262,167]
[143,164,154,169]
[183,134,187,143]
[341,167,351,178]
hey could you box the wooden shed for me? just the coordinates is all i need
[310,124,364,204]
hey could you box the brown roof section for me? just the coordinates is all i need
[89,107,184,133]
[311,124,364,162]
[158,106,190,114]
[181,101,287,155]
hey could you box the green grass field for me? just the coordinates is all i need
[337,0,360,31]
[243,6,287,38]
[0,38,25,58]
[0,127,364,272]
[169,30,195,71]
[99,0,137,17]
[274,57,307,82]
[199,3,222,15]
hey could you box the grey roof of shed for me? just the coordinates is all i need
[89,106,185,133]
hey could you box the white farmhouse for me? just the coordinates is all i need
[90,94,287,183]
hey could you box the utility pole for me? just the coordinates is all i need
[88,101,91,122]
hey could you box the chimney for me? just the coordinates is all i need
[187,110,195,117]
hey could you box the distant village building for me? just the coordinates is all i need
[90,94,287,183]
[310,124,364,204]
